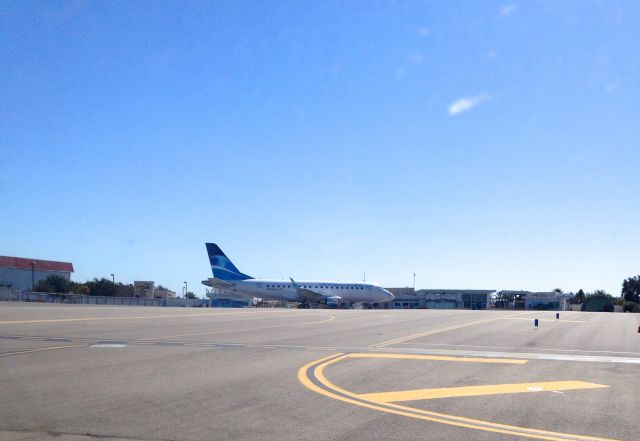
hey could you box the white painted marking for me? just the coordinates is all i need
[90,343,127,348]
[396,342,640,356]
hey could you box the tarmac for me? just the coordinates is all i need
[0,303,638,441]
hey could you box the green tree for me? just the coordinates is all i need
[33,279,51,293]
[553,288,563,293]
[621,275,640,304]
[571,289,586,304]
[71,283,90,295]
[185,291,197,300]
[582,290,615,312]
[623,302,639,313]
[114,283,134,297]
[85,278,117,297]
[33,275,71,293]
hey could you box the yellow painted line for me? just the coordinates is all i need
[388,400,617,441]
[298,354,618,441]
[371,317,503,348]
[146,315,336,341]
[371,312,538,348]
[359,381,608,403]
[348,352,527,364]
[503,317,586,323]
[0,309,306,325]
[0,343,88,358]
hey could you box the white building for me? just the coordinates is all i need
[133,281,176,300]
[0,255,74,291]
[495,290,570,310]
[387,288,495,309]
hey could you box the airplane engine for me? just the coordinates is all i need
[325,296,342,307]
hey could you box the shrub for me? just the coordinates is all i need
[623,302,639,313]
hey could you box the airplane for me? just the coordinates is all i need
[201,243,395,308]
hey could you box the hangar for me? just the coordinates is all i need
[386,288,495,309]
[0,255,74,291]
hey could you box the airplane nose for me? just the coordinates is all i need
[387,292,395,300]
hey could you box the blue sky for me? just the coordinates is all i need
[1,1,639,296]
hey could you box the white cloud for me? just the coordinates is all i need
[500,3,518,16]
[447,94,489,116]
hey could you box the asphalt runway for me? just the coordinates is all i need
[0,303,638,441]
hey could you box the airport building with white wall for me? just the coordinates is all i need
[386,288,495,309]
[0,255,74,291]
[133,281,176,300]
[495,290,570,311]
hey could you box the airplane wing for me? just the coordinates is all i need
[295,287,329,303]
[202,278,234,288]
[289,278,341,304]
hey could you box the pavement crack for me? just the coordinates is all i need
[1,428,181,441]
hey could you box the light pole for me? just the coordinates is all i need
[31,261,35,292]
[184,281,188,298]
[111,274,115,284]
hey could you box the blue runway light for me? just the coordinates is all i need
[556,313,560,320]
[534,318,539,328]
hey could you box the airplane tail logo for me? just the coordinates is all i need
[206,243,253,281]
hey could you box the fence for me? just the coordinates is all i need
[0,289,208,307]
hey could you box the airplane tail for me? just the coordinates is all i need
[206,243,253,281]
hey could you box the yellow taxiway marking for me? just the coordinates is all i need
[371,316,506,348]
[359,380,608,403]
[348,352,527,364]
[371,312,548,348]
[298,353,618,441]
[503,317,586,323]
[0,343,88,358]
[147,315,336,341]
[0,309,316,325]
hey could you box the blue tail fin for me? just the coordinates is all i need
[206,243,253,281]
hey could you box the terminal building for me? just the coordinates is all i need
[133,281,176,300]
[196,286,571,310]
[386,288,495,309]
[386,288,571,311]
[495,290,570,311]
[0,255,74,291]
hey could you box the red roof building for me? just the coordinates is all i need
[0,256,74,273]
[0,255,75,291]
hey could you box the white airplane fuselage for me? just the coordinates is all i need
[207,278,394,304]
[202,243,395,307]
